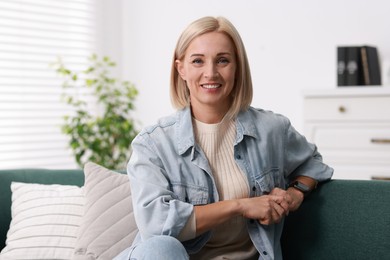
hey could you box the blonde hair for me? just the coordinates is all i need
[170,16,253,119]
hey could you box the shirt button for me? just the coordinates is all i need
[235,154,241,160]
[263,251,268,255]
[252,186,256,191]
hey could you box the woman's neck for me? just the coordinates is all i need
[191,105,228,124]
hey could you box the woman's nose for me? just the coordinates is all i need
[204,62,218,79]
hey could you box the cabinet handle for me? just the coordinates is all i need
[338,106,346,113]
[371,138,390,144]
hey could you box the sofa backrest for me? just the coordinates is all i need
[282,179,390,259]
[0,169,84,249]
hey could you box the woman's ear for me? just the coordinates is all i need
[175,60,186,80]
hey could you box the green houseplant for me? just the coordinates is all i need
[54,54,139,170]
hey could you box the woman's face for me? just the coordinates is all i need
[176,31,237,119]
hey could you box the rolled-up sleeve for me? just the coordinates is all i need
[282,117,333,182]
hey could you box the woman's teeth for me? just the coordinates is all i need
[202,84,220,89]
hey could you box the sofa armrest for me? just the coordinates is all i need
[281,179,390,259]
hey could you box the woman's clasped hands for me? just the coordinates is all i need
[239,187,304,225]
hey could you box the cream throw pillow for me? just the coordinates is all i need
[0,182,84,260]
[73,162,137,260]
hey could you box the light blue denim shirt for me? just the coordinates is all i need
[127,106,333,260]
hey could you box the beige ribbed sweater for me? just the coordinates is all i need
[190,117,258,260]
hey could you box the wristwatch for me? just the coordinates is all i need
[289,181,311,196]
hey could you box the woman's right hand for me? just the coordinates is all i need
[238,195,290,225]
[194,193,290,235]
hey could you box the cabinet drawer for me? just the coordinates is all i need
[306,123,390,164]
[304,96,390,121]
[309,124,390,149]
[327,164,390,180]
[305,123,390,149]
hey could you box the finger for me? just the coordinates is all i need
[269,194,285,204]
[269,194,291,216]
[278,200,290,215]
[257,199,279,225]
[270,201,285,222]
[258,216,272,225]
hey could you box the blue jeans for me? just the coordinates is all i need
[114,236,189,260]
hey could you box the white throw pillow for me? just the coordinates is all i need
[0,182,84,260]
[73,162,137,260]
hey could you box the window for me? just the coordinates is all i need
[0,0,100,169]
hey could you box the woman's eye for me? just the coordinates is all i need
[191,59,203,64]
[217,58,229,64]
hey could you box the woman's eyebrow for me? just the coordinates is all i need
[189,52,232,57]
[190,53,204,57]
[217,52,232,56]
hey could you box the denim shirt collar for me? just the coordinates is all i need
[176,107,196,155]
[236,108,260,142]
[175,106,260,155]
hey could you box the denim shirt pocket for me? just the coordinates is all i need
[171,183,209,205]
[254,168,285,195]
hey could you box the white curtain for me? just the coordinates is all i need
[0,0,100,169]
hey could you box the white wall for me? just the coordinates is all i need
[115,0,390,132]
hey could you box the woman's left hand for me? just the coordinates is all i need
[270,187,304,212]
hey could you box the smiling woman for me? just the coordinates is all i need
[170,16,253,123]
[116,16,333,260]
[175,32,237,123]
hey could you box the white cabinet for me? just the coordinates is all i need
[303,87,390,180]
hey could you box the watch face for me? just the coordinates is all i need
[294,181,310,193]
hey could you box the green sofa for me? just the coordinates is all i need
[1,169,389,259]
